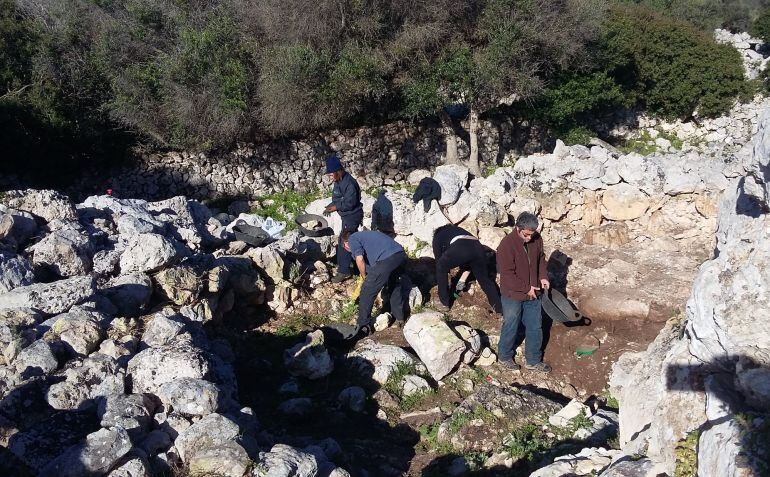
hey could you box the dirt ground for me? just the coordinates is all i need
[216,262,666,477]
[376,284,663,398]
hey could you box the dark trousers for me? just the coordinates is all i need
[357,251,408,327]
[498,296,543,365]
[337,210,364,274]
[436,240,502,313]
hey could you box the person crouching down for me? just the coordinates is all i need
[341,230,408,338]
[495,212,552,373]
[432,224,502,314]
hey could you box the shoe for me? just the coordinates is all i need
[348,324,372,341]
[331,273,352,284]
[498,359,521,371]
[525,362,552,373]
[394,320,405,329]
[434,303,451,313]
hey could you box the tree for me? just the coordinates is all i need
[399,0,606,175]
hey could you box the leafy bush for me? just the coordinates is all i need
[621,0,770,32]
[750,7,770,42]
[606,4,750,118]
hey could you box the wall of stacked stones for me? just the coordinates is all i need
[62,119,550,202]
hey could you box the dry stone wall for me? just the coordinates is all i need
[65,119,548,202]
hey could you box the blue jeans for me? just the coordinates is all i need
[498,296,543,365]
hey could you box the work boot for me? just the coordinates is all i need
[331,272,352,284]
[525,362,552,373]
[434,302,450,313]
[498,358,521,371]
[394,319,405,329]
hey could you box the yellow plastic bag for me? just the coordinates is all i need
[351,276,364,301]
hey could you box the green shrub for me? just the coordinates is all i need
[607,4,750,118]
[750,7,770,42]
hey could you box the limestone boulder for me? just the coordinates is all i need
[615,153,663,195]
[477,226,507,250]
[255,444,319,477]
[119,233,179,273]
[530,447,621,477]
[0,276,95,314]
[472,169,516,207]
[50,307,105,355]
[154,265,203,305]
[0,211,13,240]
[337,386,367,412]
[187,439,251,477]
[507,197,541,222]
[401,375,431,397]
[30,223,93,277]
[403,311,466,380]
[601,183,650,221]
[245,246,285,283]
[141,312,186,348]
[46,354,124,410]
[39,427,132,477]
[0,252,35,293]
[284,329,333,380]
[127,343,212,395]
[101,273,153,317]
[411,200,451,242]
[583,222,631,248]
[174,412,240,462]
[157,378,220,416]
[13,339,58,377]
[433,164,469,206]
[98,393,157,437]
[3,189,77,223]
[106,456,152,477]
[347,339,425,385]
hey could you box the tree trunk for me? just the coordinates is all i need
[467,107,482,176]
[440,110,461,165]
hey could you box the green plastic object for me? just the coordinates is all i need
[575,335,601,357]
[575,346,598,356]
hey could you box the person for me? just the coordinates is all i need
[342,230,408,337]
[323,154,363,283]
[432,224,502,314]
[496,212,552,373]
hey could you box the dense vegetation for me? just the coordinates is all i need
[0,0,766,182]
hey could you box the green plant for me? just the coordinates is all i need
[275,323,302,338]
[601,388,620,411]
[751,7,770,42]
[737,412,770,476]
[418,422,454,454]
[606,4,750,119]
[675,430,699,477]
[504,423,551,461]
[337,301,359,323]
[251,189,322,230]
[567,413,595,432]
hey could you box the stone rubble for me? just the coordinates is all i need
[0,32,767,475]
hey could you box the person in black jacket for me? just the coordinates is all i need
[432,224,502,314]
[323,154,363,283]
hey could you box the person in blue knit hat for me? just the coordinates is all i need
[323,154,363,283]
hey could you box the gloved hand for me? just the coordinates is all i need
[351,276,365,301]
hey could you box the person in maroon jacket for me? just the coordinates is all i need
[495,212,552,373]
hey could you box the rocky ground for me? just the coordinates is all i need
[1,91,768,477]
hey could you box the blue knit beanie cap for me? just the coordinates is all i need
[325,154,343,173]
